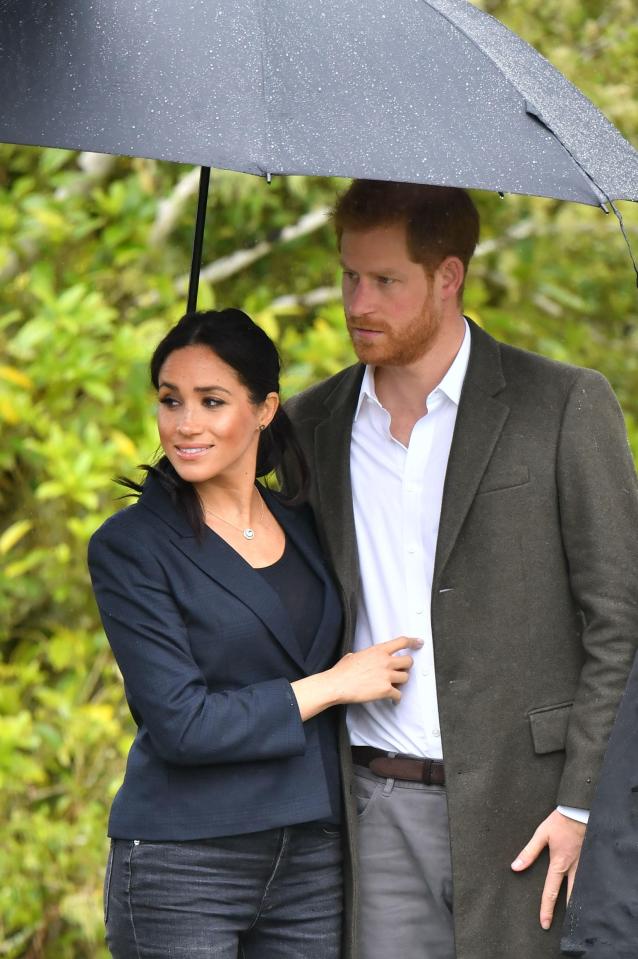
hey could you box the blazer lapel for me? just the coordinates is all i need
[312,365,364,603]
[139,476,307,671]
[434,321,510,583]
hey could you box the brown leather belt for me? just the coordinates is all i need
[351,746,446,786]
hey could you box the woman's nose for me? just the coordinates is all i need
[176,408,203,434]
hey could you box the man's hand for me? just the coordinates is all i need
[511,809,586,930]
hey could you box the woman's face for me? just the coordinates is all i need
[157,344,277,489]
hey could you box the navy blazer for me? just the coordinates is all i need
[88,473,344,840]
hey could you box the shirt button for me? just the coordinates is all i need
[421,667,430,676]
[415,608,424,615]
[432,729,441,738]
[406,483,418,493]
[407,545,417,554]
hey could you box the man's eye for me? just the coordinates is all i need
[377,276,395,286]
[342,271,357,281]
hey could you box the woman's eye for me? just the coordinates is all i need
[159,396,179,407]
[203,397,224,408]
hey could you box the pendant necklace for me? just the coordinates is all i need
[204,494,265,541]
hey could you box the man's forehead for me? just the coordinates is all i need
[341,222,409,248]
[340,222,420,270]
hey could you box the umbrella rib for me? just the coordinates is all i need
[522,101,608,207]
[256,0,271,179]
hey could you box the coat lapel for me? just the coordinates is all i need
[312,365,364,603]
[433,321,509,582]
[139,476,307,671]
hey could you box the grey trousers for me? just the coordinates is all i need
[353,765,455,959]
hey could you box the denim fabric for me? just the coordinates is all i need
[104,823,343,959]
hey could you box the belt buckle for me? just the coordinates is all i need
[421,757,433,784]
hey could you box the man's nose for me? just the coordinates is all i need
[347,279,375,316]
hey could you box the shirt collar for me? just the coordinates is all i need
[354,317,471,421]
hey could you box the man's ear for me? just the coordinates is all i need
[436,256,465,301]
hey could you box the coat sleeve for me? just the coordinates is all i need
[87,523,307,766]
[555,368,638,807]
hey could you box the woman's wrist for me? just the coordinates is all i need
[291,669,342,721]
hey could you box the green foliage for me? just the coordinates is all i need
[1,2,637,954]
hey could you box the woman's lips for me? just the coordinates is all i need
[174,445,212,460]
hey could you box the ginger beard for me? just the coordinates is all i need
[346,287,443,368]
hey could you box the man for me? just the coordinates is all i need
[284,180,638,959]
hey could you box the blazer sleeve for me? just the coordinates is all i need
[556,368,638,806]
[88,522,307,767]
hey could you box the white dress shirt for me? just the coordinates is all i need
[348,321,471,760]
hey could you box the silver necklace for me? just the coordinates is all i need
[204,494,264,541]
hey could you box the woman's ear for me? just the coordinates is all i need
[259,392,280,430]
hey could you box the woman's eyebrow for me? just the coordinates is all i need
[194,385,232,394]
[158,381,231,394]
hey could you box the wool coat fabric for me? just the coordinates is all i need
[284,319,638,959]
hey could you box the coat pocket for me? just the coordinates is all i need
[477,465,530,495]
[527,701,573,754]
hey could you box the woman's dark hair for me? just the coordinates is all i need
[122,309,308,534]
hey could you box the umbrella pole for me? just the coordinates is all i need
[186,165,211,313]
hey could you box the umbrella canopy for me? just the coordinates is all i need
[1,0,637,208]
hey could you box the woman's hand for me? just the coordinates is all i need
[291,636,423,721]
[330,636,423,704]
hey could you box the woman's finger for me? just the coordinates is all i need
[389,670,410,685]
[379,636,424,654]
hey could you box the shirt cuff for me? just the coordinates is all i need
[557,804,589,824]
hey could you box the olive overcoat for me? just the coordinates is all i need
[285,320,638,959]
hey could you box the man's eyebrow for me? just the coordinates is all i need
[158,381,232,395]
[340,261,399,275]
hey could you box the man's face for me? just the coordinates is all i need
[340,222,442,367]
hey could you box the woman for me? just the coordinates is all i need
[89,308,420,959]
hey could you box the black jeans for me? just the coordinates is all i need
[104,823,343,958]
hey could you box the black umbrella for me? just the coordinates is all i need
[1,0,637,307]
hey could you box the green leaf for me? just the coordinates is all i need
[0,520,33,555]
